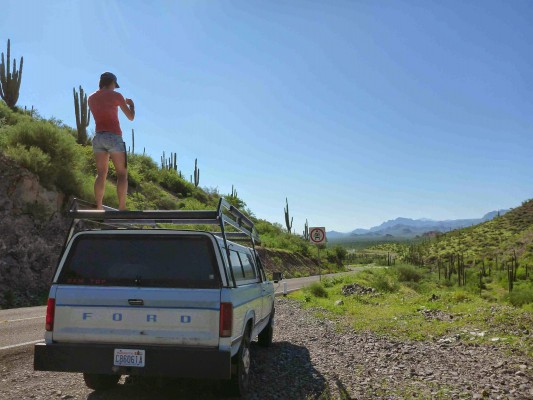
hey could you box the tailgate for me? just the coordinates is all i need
[53,286,220,346]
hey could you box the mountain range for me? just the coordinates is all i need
[327,210,509,240]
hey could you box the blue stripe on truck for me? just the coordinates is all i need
[55,304,219,311]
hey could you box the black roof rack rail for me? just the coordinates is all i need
[66,197,260,243]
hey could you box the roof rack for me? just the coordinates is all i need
[66,197,260,244]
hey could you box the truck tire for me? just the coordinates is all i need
[83,373,120,390]
[258,307,274,347]
[225,326,251,396]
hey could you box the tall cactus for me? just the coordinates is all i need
[193,158,200,187]
[73,85,91,145]
[303,219,309,240]
[0,39,23,109]
[284,198,293,234]
[131,129,135,154]
[231,185,238,198]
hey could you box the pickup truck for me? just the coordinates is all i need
[34,199,278,397]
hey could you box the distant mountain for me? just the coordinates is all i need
[327,209,509,240]
[327,231,350,239]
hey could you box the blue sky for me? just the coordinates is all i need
[2,1,533,232]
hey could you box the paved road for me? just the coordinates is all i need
[0,306,46,350]
[0,269,363,351]
[273,268,363,296]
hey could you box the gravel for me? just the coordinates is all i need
[1,297,532,399]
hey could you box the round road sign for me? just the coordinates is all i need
[309,227,326,245]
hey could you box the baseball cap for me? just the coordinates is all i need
[100,72,120,88]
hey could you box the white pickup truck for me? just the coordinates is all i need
[34,199,278,397]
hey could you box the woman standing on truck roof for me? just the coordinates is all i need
[88,72,135,210]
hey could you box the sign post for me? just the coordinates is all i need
[309,227,326,280]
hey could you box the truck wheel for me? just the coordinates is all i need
[258,308,274,347]
[83,373,120,390]
[225,326,251,396]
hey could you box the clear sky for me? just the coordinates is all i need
[2,1,532,232]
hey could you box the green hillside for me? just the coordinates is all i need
[419,200,533,265]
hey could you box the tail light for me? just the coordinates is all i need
[219,302,233,337]
[45,298,56,331]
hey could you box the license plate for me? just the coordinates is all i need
[114,349,145,367]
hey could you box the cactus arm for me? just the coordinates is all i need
[15,55,23,93]
[73,87,81,131]
[0,52,5,100]
[6,39,10,83]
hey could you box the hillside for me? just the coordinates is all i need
[418,199,533,265]
[0,102,342,308]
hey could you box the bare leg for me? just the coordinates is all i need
[94,152,110,210]
[110,151,128,210]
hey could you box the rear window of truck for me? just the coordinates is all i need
[58,234,220,288]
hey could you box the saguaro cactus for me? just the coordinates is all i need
[303,219,309,240]
[131,129,135,154]
[193,158,200,187]
[284,198,293,234]
[231,185,238,198]
[0,39,23,109]
[73,86,91,145]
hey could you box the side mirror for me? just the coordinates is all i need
[272,272,283,283]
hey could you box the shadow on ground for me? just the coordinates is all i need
[85,341,327,400]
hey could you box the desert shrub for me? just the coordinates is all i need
[396,265,423,283]
[334,245,348,264]
[1,120,82,195]
[297,241,311,257]
[128,154,159,182]
[507,285,533,307]
[322,278,335,288]
[80,175,118,208]
[192,187,208,203]
[4,144,52,176]
[451,290,472,303]
[127,192,155,210]
[155,194,180,210]
[403,281,421,292]
[0,101,25,126]
[306,282,328,298]
[371,273,399,293]
[158,169,194,196]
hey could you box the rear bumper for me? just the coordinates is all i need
[34,342,231,379]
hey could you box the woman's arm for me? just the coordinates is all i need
[118,95,135,121]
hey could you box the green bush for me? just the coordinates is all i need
[396,265,423,283]
[0,101,26,126]
[507,286,533,307]
[158,169,194,197]
[306,282,328,298]
[4,144,52,176]
[451,290,472,303]
[371,273,399,293]
[1,120,82,195]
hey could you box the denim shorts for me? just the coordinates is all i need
[92,132,126,153]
